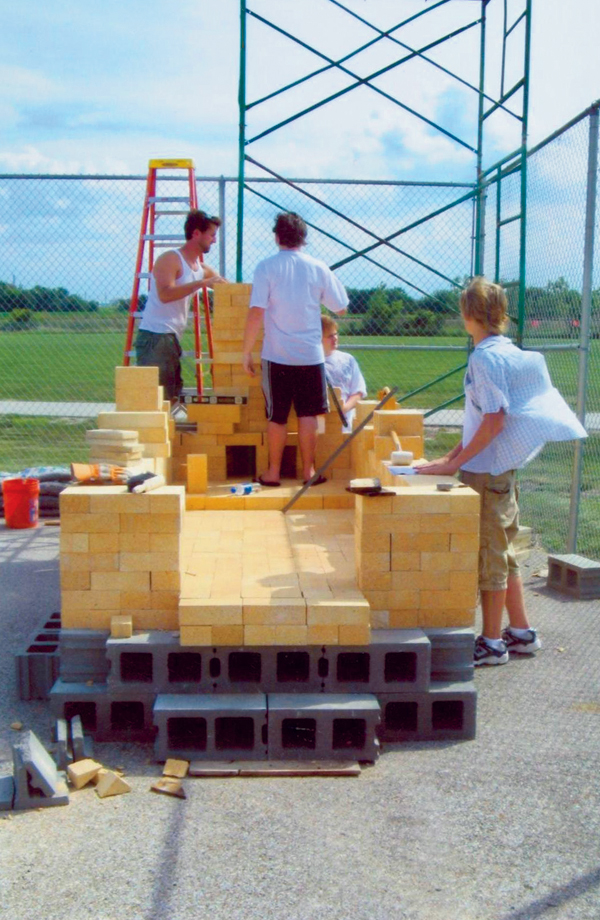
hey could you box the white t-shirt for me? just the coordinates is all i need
[250,249,348,365]
[325,350,367,433]
[139,250,205,340]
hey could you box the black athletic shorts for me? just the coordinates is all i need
[135,329,182,400]
[261,360,329,424]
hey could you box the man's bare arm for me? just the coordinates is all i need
[154,251,225,304]
[419,410,505,476]
[242,307,264,377]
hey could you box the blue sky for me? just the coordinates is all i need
[0,1,598,300]
[1,0,598,179]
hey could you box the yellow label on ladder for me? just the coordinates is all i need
[149,158,195,169]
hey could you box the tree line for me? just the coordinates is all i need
[0,277,597,336]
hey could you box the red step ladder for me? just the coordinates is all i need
[123,158,214,395]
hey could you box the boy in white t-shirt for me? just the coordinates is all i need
[321,315,367,433]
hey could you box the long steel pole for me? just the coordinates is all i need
[218,175,226,279]
[567,105,598,552]
[474,0,487,275]
[516,0,532,347]
[236,0,247,282]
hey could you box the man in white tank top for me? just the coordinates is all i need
[136,209,224,402]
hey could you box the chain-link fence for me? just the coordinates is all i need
[0,107,598,557]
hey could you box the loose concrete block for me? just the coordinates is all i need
[70,714,86,760]
[67,758,102,789]
[54,718,70,770]
[0,775,14,811]
[12,730,69,809]
[547,554,600,599]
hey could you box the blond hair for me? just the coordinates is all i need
[321,314,339,336]
[460,277,508,334]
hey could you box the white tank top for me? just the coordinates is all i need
[139,250,205,340]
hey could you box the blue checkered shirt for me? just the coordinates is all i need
[461,336,587,475]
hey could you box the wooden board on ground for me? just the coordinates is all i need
[188,760,361,777]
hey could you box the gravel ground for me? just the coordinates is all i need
[1,524,599,920]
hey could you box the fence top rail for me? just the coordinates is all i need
[0,173,476,188]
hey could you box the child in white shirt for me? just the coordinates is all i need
[321,315,367,433]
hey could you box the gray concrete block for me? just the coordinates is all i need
[154,693,268,762]
[424,628,475,682]
[59,629,110,683]
[321,630,431,693]
[50,679,109,735]
[0,775,15,811]
[15,620,61,701]
[377,681,477,743]
[12,730,59,796]
[547,554,600,599]
[53,718,70,771]
[12,730,69,810]
[267,693,381,762]
[50,678,157,743]
[70,714,85,760]
[107,631,213,693]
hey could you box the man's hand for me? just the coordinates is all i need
[243,352,256,377]
[417,458,460,476]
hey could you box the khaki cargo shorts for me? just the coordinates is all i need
[459,469,520,591]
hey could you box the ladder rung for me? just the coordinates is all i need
[143,234,185,241]
[136,272,151,279]
[148,197,190,204]
[154,210,189,217]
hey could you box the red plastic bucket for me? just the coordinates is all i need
[2,478,40,529]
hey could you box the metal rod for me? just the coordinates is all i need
[282,387,399,514]
[218,175,226,278]
[246,21,479,153]
[567,106,598,552]
[244,183,447,300]
[329,0,510,117]
[236,0,247,282]
[517,0,533,349]
[245,155,464,289]
[397,362,468,403]
[474,0,487,275]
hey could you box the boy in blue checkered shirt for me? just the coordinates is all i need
[420,277,587,665]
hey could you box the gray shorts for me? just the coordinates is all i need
[135,329,182,400]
